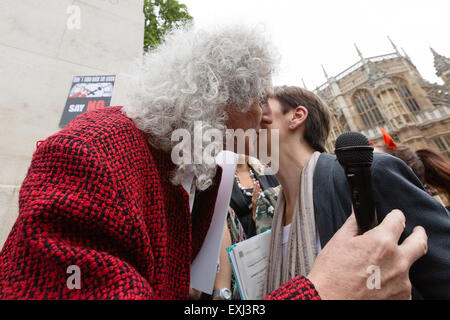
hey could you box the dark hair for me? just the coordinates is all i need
[377,144,450,203]
[377,144,426,183]
[416,148,450,202]
[273,86,330,153]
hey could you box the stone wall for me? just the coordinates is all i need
[0,0,144,249]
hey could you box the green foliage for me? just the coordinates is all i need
[143,0,193,52]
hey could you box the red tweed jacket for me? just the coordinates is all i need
[0,106,320,300]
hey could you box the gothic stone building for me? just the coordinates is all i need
[314,39,450,160]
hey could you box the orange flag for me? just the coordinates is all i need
[379,127,397,150]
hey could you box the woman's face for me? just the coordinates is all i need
[260,97,291,154]
[261,98,288,130]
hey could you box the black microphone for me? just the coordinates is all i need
[335,132,378,234]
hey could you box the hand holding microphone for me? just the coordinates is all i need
[306,131,428,299]
[308,210,428,300]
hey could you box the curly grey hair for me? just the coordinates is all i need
[123,25,278,191]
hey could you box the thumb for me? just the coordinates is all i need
[336,210,359,238]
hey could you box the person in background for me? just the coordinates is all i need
[212,154,279,299]
[260,86,449,299]
[416,149,450,211]
[375,135,450,210]
[230,155,279,239]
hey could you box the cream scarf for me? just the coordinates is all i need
[264,151,321,295]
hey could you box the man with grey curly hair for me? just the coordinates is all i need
[0,24,426,300]
[123,25,277,191]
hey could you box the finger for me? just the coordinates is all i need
[376,209,406,243]
[400,226,428,265]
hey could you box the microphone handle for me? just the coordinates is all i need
[345,165,378,234]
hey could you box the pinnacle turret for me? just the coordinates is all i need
[431,47,450,75]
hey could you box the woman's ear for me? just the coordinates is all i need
[288,106,308,130]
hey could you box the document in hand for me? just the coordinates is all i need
[226,230,272,300]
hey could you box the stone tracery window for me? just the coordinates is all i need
[352,89,385,128]
[393,77,421,113]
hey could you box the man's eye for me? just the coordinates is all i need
[259,95,268,106]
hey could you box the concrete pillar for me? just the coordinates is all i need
[0,0,144,249]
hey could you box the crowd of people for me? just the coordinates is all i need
[0,24,449,300]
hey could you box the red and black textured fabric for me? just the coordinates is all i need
[0,106,320,300]
[264,276,320,300]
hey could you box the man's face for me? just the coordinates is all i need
[225,94,272,132]
[224,92,273,155]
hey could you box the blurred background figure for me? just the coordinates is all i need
[375,130,450,210]
[229,155,279,238]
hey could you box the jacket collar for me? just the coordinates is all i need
[313,153,352,247]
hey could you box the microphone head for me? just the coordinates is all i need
[335,132,374,166]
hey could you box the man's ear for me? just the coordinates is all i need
[288,106,308,130]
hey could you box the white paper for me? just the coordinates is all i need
[190,150,237,294]
[228,230,272,300]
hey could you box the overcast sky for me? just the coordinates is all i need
[182,0,450,89]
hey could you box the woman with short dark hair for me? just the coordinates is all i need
[260,86,449,299]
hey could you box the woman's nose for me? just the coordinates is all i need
[261,103,273,125]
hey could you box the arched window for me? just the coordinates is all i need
[352,89,385,128]
[393,77,421,113]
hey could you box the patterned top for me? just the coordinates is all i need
[255,185,281,234]
[229,158,279,238]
